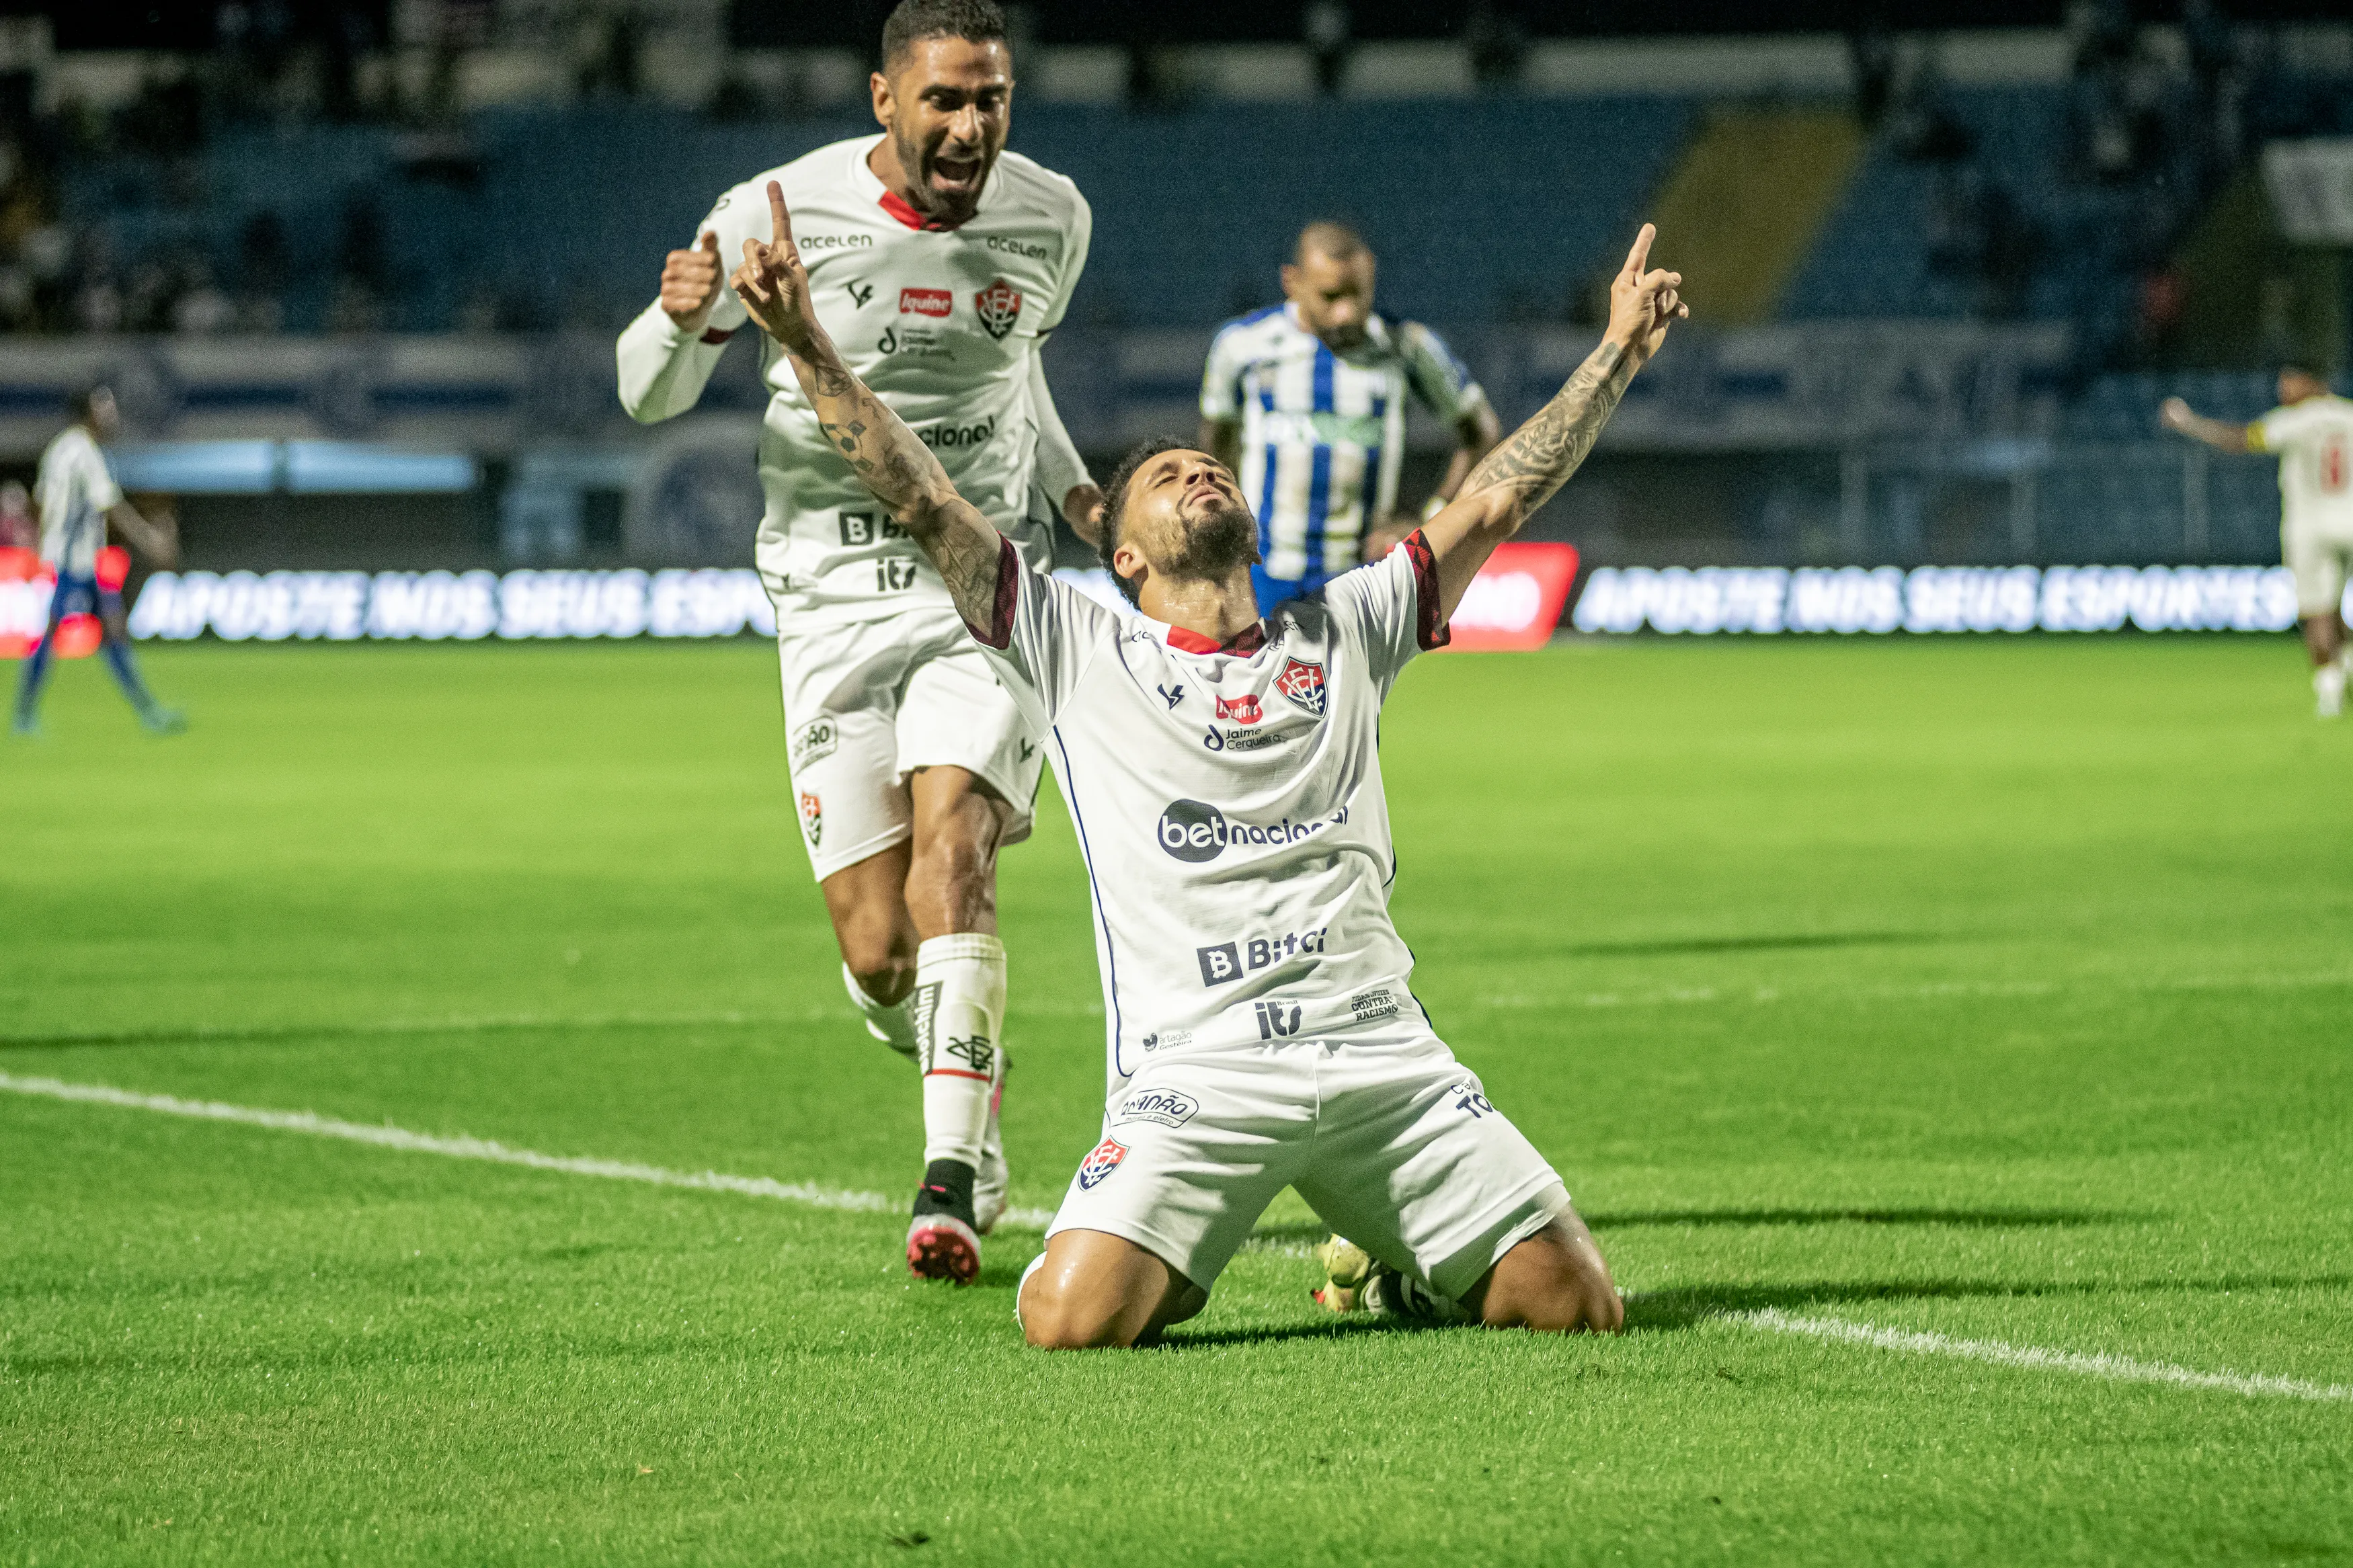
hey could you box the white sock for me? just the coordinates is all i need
[914,933,1008,1170]
[842,964,917,1060]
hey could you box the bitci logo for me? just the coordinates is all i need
[1077,1137,1127,1190]
[1214,693,1261,725]
[899,287,951,317]
[799,791,822,847]
[1275,657,1326,716]
[973,279,1022,339]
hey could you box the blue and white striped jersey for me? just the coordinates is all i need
[1200,305,1486,584]
[34,425,122,579]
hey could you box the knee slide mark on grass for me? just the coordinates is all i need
[9,1069,2344,1400]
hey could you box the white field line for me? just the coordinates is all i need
[8,1069,2346,1398]
[0,1071,1055,1230]
[1734,1307,2353,1404]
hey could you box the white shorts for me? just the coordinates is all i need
[776,604,1045,882]
[2284,525,2353,620]
[1046,1030,1570,1302]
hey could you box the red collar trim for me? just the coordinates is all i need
[1165,622,1267,656]
[879,189,965,232]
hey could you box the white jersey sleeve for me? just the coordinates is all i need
[1024,190,1095,509]
[1320,530,1451,695]
[1199,321,1248,422]
[614,183,764,424]
[969,538,1117,729]
[1398,321,1488,423]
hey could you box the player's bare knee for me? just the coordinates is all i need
[1019,1278,1133,1351]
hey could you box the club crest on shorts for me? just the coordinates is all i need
[1077,1137,1127,1190]
[798,790,822,847]
[973,278,1022,340]
[1275,657,1326,716]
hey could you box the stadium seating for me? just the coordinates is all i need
[63,96,1693,332]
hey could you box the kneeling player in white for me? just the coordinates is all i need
[616,1,1100,1282]
[729,179,1685,1344]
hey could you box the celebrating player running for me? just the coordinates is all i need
[617,0,1100,1284]
[735,181,1684,1345]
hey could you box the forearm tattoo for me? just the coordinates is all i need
[802,342,1002,628]
[1458,339,1631,515]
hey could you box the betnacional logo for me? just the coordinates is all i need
[1214,693,1261,725]
[900,287,951,317]
[1274,657,1326,716]
[798,791,822,847]
[1077,1137,1128,1190]
[973,278,1022,339]
[1155,799,1347,862]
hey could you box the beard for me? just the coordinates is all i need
[1163,499,1262,579]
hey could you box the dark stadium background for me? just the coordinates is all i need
[0,0,2345,604]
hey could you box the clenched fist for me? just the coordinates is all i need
[660,231,723,331]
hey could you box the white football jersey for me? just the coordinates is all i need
[973,533,1452,1104]
[35,425,122,577]
[619,135,1092,626]
[2251,395,2353,538]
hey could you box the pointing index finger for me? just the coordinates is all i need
[766,180,793,248]
[1622,223,1656,281]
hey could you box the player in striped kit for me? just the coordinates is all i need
[1198,222,1500,613]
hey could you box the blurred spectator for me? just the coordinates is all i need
[237,210,290,332]
[330,194,389,332]
[1304,2,1351,97]
[173,259,234,334]
[1847,16,1897,128]
[0,479,31,550]
[1465,3,1529,92]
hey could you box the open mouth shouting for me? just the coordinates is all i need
[930,149,986,195]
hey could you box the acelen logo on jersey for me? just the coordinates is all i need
[899,287,951,318]
[1213,693,1261,725]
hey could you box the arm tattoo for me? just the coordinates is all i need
[795,338,1003,628]
[1457,339,1630,516]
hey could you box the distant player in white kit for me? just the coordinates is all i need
[615,0,1102,1282]
[2163,365,2353,716]
[727,173,1687,1344]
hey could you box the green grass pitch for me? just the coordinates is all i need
[4,634,2350,1565]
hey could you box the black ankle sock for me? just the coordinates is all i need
[912,1158,976,1219]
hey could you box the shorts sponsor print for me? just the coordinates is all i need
[1113,1087,1198,1128]
[791,716,838,770]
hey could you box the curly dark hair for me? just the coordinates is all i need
[881,0,1008,71]
[1095,435,1200,606]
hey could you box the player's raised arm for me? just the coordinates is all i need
[2159,398,2251,454]
[1418,224,1685,620]
[729,180,1008,631]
